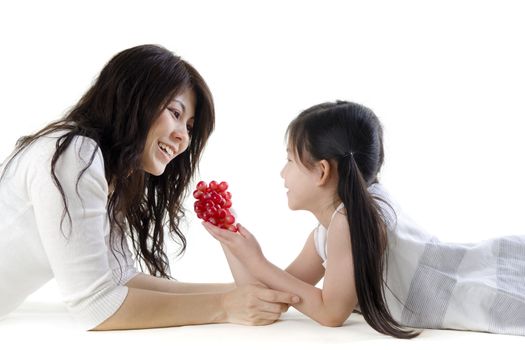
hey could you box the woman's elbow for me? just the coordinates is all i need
[89,319,113,331]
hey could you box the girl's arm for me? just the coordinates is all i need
[220,242,261,285]
[203,214,358,327]
[284,229,325,286]
[213,209,260,286]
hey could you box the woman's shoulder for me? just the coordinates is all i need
[8,131,104,181]
[23,131,101,161]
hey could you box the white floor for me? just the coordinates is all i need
[2,286,523,350]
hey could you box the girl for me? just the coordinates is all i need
[0,44,299,330]
[204,100,525,338]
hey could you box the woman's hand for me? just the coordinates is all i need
[203,222,265,270]
[221,284,299,325]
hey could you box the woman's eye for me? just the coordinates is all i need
[168,108,180,119]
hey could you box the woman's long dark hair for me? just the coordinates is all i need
[1,44,214,278]
[286,101,418,338]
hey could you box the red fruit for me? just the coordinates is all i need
[218,181,228,192]
[193,180,237,233]
[194,202,205,213]
[207,206,218,217]
[224,214,235,225]
[196,181,207,191]
[211,193,222,204]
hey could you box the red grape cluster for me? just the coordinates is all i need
[193,180,238,232]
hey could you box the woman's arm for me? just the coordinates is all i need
[126,272,236,293]
[93,284,299,330]
[28,139,299,330]
[204,215,358,327]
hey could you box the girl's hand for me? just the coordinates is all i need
[203,222,266,269]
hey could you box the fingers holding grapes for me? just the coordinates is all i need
[203,222,265,269]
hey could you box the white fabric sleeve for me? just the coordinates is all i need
[28,136,129,330]
[106,231,140,285]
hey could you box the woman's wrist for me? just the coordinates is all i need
[214,292,229,323]
[218,289,234,323]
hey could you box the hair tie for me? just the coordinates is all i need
[342,152,354,159]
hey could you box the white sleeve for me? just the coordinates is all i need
[106,229,140,285]
[28,136,129,330]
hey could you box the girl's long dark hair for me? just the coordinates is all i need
[1,44,214,278]
[287,101,418,338]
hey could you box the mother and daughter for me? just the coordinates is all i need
[0,44,523,337]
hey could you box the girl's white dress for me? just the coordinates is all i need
[314,183,525,336]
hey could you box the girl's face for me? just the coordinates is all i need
[142,88,196,176]
[280,147,321,211]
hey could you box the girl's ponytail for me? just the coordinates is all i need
[338,153,418,338]
[287,100,419,338]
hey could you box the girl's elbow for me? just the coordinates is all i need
[320,320,344,328]
[318,314,347,327]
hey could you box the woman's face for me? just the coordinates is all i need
[142,88,196,176]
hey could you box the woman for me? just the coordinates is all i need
[0,44,299,330]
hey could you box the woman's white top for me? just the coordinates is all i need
[0,134,138,330]
[314,183,525,336]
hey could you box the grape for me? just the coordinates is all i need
[196,181,207,191]
[218,181,228,192]
[193,180,238,232]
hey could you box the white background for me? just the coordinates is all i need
[1,0,524,294]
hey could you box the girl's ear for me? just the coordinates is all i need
[317,159,332,186]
